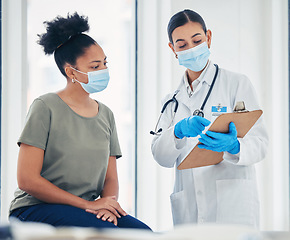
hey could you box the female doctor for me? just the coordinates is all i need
[151,9,268,228]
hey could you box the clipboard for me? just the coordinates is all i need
[177,109,263,170]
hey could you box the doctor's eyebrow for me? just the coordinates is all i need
[191,33,201,38]
[89,56,107,63]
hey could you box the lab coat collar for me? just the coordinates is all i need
[183,74,199,97]
[184,60,216,86]
[178,60,217,101]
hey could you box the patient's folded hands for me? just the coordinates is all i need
[87,209,118,226]
[85,196,127,219]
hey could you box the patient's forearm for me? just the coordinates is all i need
[19,176,89,210]
[101,178,119,200]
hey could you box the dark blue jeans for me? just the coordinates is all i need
[10,204,151,230]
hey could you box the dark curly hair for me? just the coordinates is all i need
[167,9,207,44]
[38,12,96,77]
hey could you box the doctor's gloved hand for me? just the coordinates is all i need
[198,122,240,154]
[174,116,211,139]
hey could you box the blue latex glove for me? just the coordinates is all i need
[174,116,211,139]
[198,122,240,154]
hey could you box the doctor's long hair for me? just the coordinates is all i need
[37,12,97,77]
[167,9,207,44]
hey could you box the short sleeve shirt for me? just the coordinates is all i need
[9,93,122,213]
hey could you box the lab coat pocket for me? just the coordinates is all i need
[216,179,256,226]
[170,190,191,225]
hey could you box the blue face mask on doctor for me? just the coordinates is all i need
[70,67,110,94]
[176,41,210,72]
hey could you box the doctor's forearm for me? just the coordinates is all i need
[152,127,184,168]
[237,136,268,165]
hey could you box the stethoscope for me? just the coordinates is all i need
[150,64,219,135]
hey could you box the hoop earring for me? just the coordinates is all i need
[175,54,178,59]
[72,78,76,83]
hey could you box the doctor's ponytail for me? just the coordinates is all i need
[167,9,207,44]
[38,12,97,77]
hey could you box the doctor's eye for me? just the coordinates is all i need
[92,65,100,69]
[178,44,186,49]
[194,40,202,44]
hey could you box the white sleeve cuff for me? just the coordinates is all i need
[223,151,240,164]
[174,134,187,149]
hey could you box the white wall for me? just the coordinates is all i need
[137,0,289,231]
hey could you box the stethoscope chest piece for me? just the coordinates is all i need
[193,109,204,117]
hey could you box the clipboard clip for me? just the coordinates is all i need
[233,101,249,113]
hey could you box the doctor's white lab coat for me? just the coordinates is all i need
[151,61,268,228]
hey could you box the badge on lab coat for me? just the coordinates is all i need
[212,105,227,116]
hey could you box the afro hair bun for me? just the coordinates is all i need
[38,12,90,55]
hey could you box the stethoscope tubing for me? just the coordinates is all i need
[200,64,219,112]
[150,64,219,135]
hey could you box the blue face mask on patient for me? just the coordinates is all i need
[176,41,210,72]
[70,67,110,94]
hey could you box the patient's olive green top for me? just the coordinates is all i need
[9,93,122,214]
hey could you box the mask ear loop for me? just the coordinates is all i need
[70,66,88,75]
[72,77,83,85]
[70,66,87,84]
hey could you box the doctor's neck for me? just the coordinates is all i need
[186,60,209,85]
[186,68,203,85]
